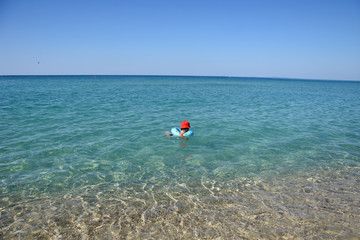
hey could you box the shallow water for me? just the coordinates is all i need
[1,75,359,239]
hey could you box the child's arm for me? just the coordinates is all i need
[179,130,188,140]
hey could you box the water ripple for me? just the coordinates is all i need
[1,76,359,238]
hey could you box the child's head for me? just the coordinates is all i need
[181,121,191,129]
[180,121,190,132]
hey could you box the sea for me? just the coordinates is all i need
[0,75,359,239]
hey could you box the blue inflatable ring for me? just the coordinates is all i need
[171,127,194,137]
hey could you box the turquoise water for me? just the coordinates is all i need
[1,75,359,239]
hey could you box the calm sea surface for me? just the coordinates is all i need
[1,75,359,239]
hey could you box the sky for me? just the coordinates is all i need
[0,0,359,80]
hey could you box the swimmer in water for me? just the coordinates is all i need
[166,121,191,139]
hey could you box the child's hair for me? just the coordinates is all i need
[181,128,189,132]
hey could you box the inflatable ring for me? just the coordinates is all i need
[171,127,194,137]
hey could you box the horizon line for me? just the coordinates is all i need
[0,74,359,82]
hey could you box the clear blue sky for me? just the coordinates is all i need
[1,0,359,80]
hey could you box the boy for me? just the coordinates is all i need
[166,121,191,139]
